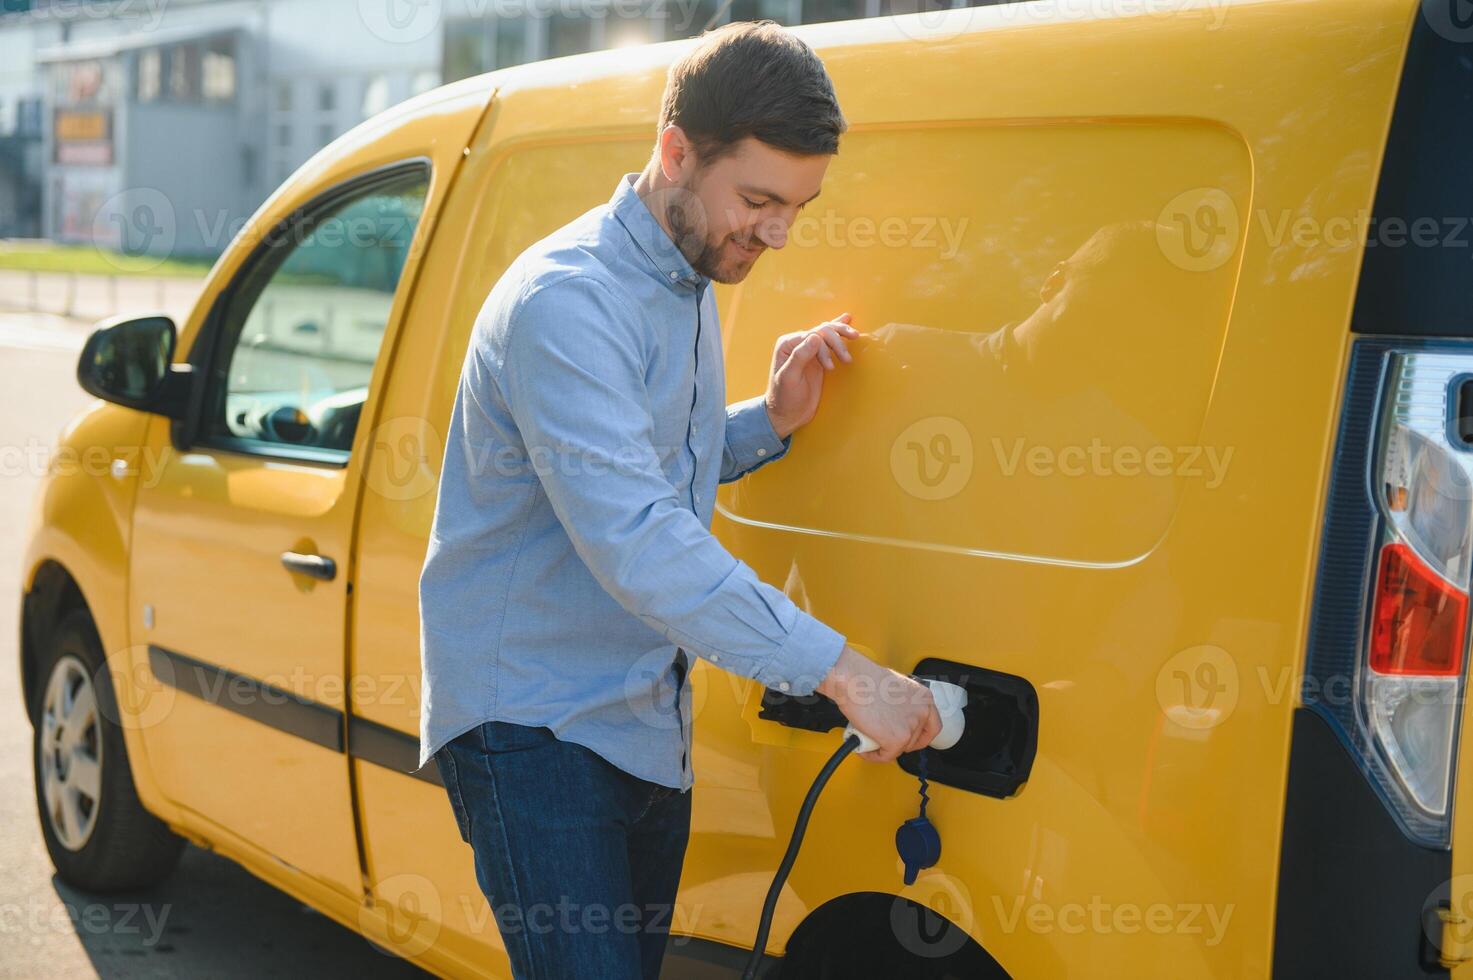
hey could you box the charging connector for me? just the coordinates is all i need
[842,679,969,754]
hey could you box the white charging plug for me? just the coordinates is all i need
[843,678,969,755]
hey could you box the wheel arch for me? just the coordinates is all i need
[778,890,1013,978]
[20,558,88,727]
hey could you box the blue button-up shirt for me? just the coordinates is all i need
[417,172,848,790]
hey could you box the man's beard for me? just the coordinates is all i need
[664,176,747,284]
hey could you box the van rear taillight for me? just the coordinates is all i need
[1305,344,1473,847]
[1369,542,1467,676]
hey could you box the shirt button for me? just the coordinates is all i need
[668,271,679,280]
[756,448,767,457]
[710,654,720,663]
[778,681,790,692]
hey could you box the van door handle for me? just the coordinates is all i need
[281,551,337,581]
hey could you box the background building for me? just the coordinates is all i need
[0,0,963,256]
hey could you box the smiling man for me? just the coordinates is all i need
[418,21,940,980]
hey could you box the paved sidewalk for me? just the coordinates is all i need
[0,269,203,328]
[0,313,96,354]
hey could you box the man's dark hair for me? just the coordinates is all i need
[658,21,847,166]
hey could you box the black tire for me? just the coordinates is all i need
[31,606,186,892]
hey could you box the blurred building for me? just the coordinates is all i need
[0,0,960,257]
[0,3,46,236]
[39,25,257,255]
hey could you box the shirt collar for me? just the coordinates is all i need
[609,172,709,294]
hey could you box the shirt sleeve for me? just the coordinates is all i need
[492,274,845,695]
[720,394,791,484]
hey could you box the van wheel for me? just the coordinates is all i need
[31,607,185,892]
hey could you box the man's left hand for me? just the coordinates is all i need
[764,313,860,440]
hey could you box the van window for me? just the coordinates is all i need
[198,165,429,462]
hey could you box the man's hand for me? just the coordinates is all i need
[816,645,941,763]
[764,313,860,440]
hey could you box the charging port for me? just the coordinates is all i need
[757,658,1038,799]
[901,658,1039,799]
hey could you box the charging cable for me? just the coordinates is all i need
[740,732,862,980]
[739,679,968,980]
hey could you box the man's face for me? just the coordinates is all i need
[664,136,830,285]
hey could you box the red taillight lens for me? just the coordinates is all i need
[1369,541,1468,676]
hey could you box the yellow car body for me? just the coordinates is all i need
[22,0,1473,975]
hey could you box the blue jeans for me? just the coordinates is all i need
[434,720,692,980]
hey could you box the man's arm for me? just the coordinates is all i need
[720,395,791,484]
[493,274,843,695]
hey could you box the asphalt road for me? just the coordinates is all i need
[0,313,431,979]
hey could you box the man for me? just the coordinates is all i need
[418,21,941,980]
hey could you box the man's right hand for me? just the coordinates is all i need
[816,645,941,763]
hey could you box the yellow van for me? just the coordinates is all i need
[20,0,1473,975]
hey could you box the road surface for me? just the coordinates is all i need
[0,312,429,979]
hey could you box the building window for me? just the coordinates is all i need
[880,0,955,12]
[276,79,292,112]
[318,82,336,112]
[17,97,42,138]
[799,0,865,21]
[133,38,233,104]
[318,122,335,145]
[548,10,595,58]
[729,0,795,21]
[495,17,529,69]
[361,75,390,120]
[443,17,490,82]
[167,42,199,100]
[136,48,161,102]
[445,16,531,79]
[241,144,257,188]
[276,123,292,148]
[202,39,236,102]
[57,59,109,105]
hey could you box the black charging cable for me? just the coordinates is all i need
[740,732,862,980]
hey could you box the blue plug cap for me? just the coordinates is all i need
[895,815,941,885]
